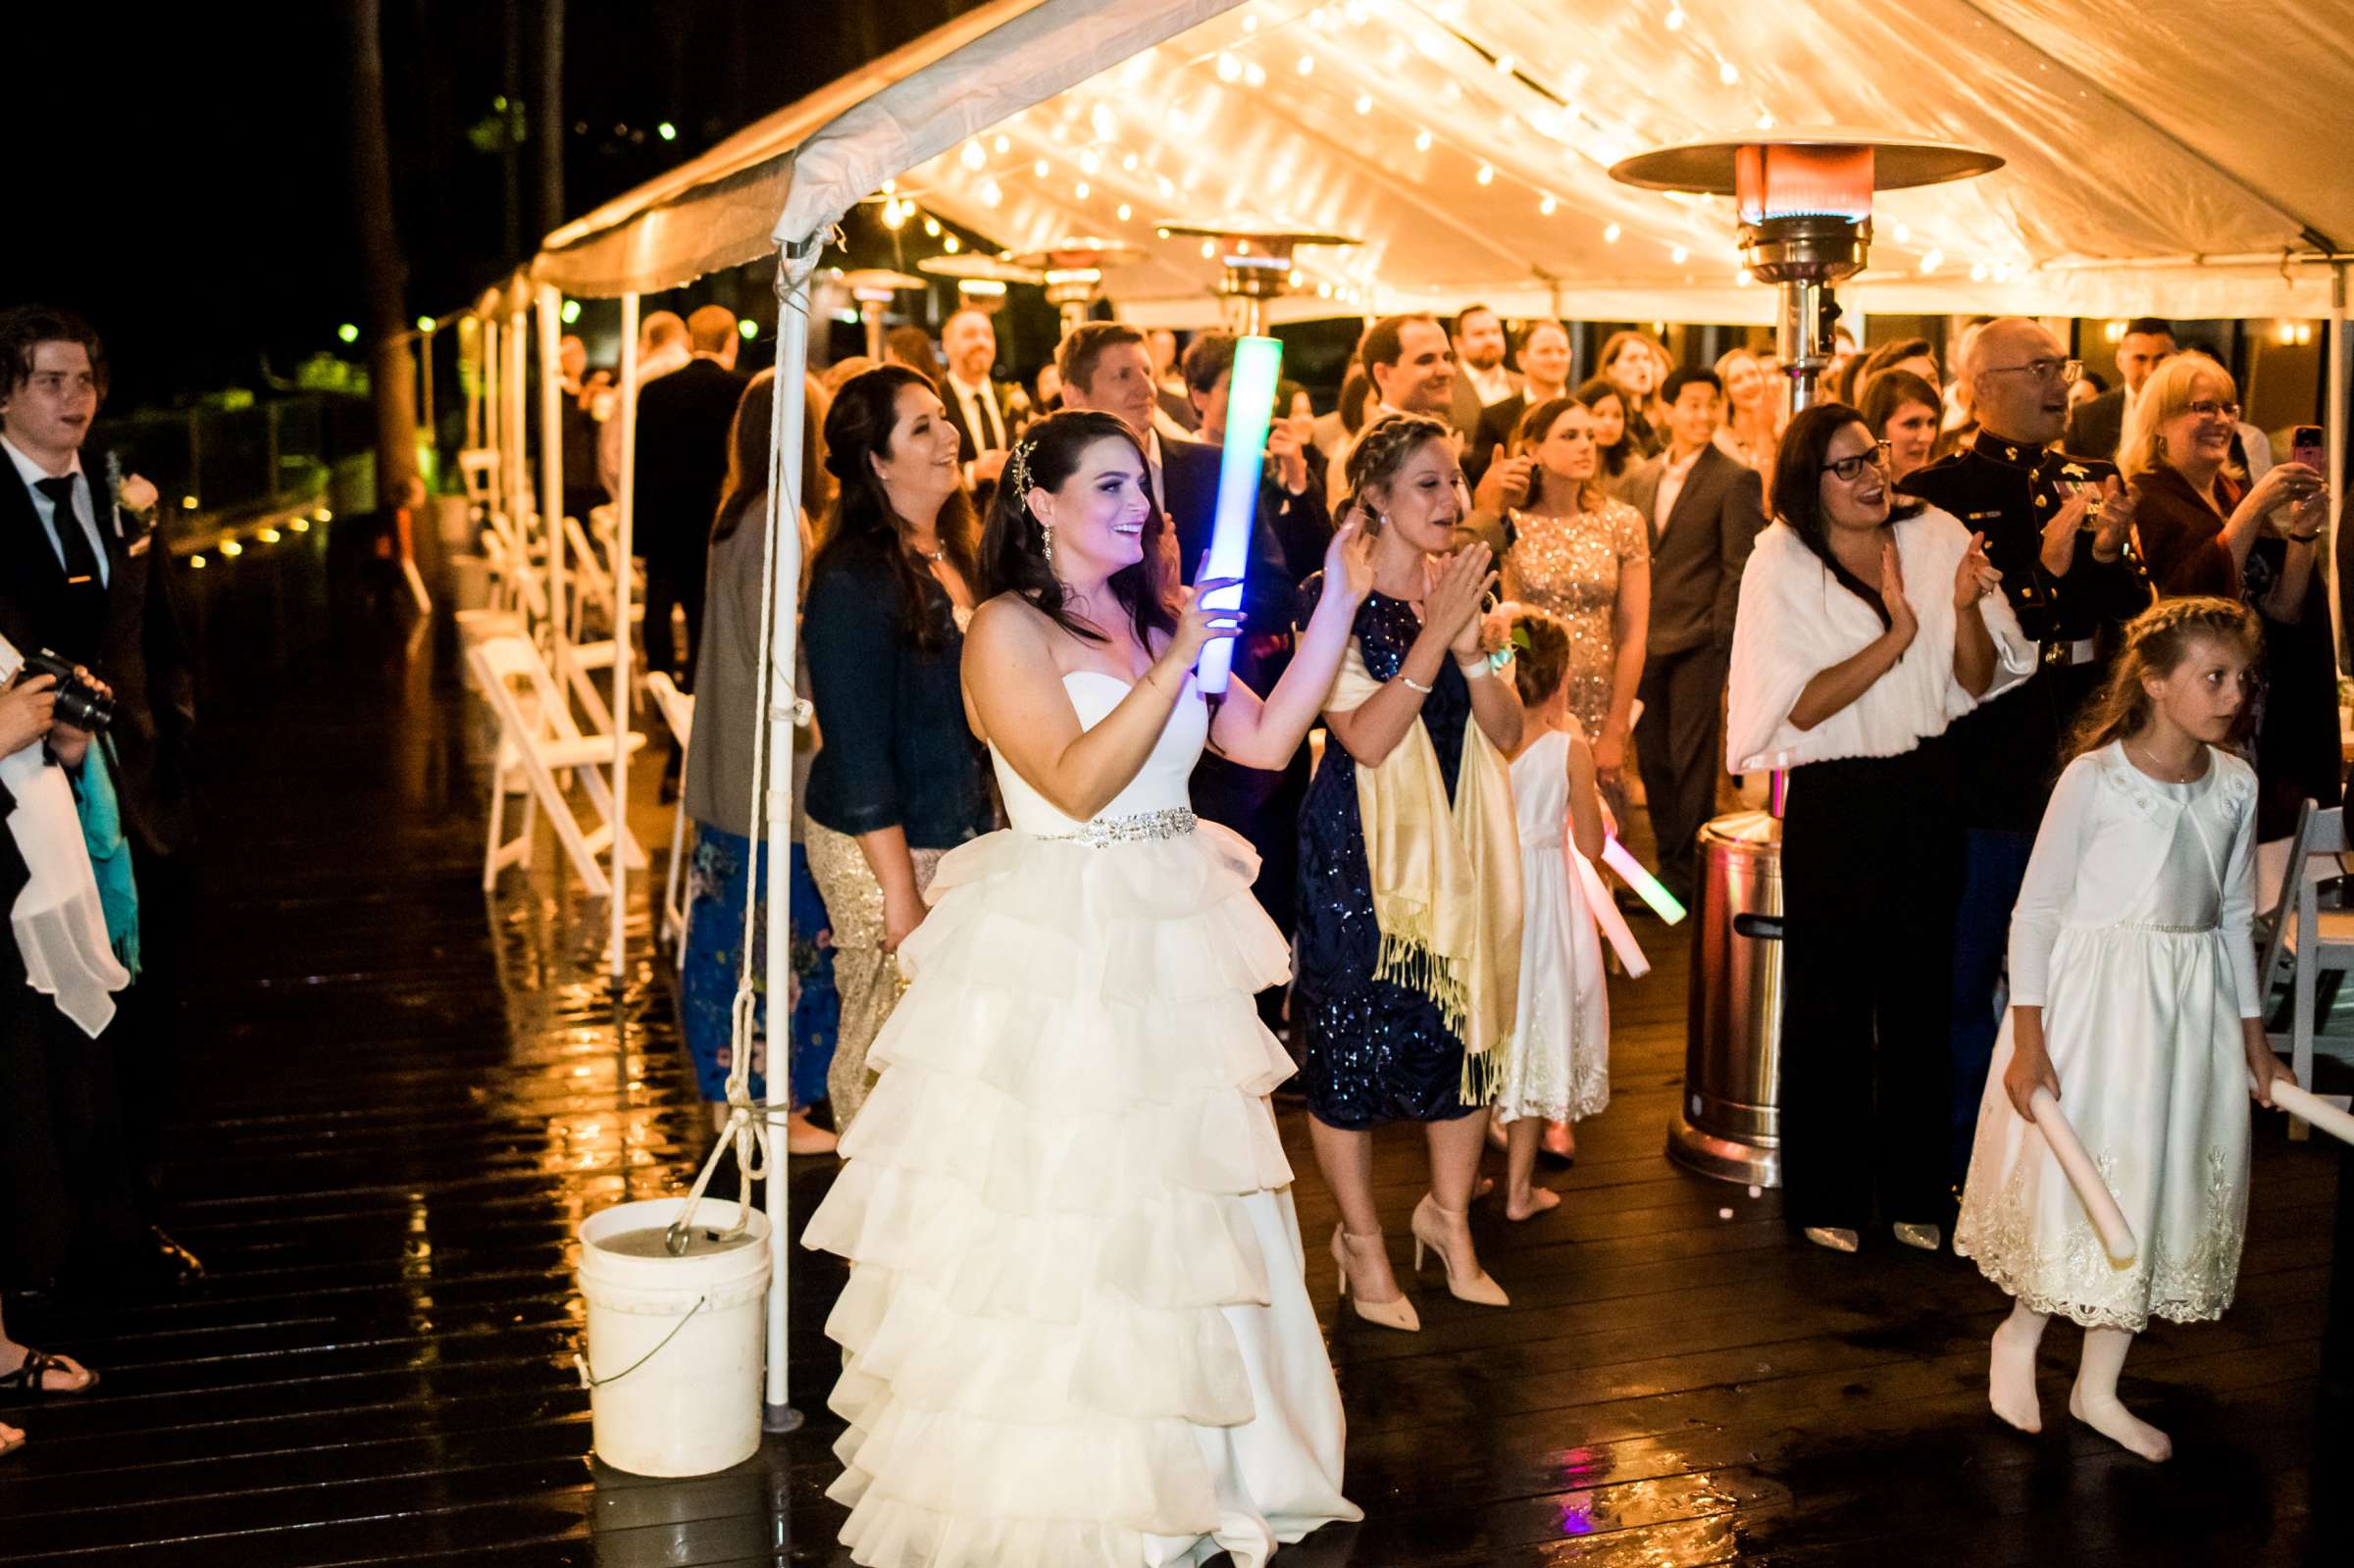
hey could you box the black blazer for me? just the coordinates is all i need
[0,459,197,857]
[1622,443,1765,659]
[1158,433,1314,656]
[632,357,745,567]
[2062,385,2126,466]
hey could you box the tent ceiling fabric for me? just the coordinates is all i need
[537,0,2352,321]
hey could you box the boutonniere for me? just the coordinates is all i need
[104,451,160,540]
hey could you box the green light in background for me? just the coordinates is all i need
[560,299,583,325]
[657,122,678,141]
[416,315,435,332]
[739,320,757,340]
[337,323,359,345]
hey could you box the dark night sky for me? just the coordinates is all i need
[5,1,987,409]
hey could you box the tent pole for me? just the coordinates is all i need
[764,238,818,1436]
[508,304,530,614]
[2330,264,2348,672]
[610,294,640,977]
[537,286,569,666]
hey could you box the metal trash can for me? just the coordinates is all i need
[1666,809,1784,1187]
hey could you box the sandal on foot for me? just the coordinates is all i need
[0,1349,99,1398]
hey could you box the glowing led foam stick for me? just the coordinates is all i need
[1572,848,1650,979]
[2027,1087,2136,1265]
[2264,1080,2354,1147]
[1602,835,1686,925]
[1196,334,1284,698]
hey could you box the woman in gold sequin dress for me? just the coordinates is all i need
[1499,398,1650,826]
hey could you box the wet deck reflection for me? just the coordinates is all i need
[0,531,2341,1564]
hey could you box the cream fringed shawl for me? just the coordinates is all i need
[1328,643,1523,1101]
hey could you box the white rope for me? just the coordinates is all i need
[669,264,814,1245]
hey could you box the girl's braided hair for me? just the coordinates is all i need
[1340,413,1455,530]
[2066,595,2262,764]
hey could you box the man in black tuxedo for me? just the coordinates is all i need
[1621,367,1765,908]
[631,304,745,688]
[0,305,201,1290]
[1057,325,1305,966]
[2063,317,2174,464]
[938,308,1025,490]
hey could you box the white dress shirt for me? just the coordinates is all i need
[1463,363,1515,407]
[946,370,1008,455]
[3,434,110,587]
[1652,444,1706,538]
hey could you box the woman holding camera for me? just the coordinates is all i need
[0,651,137,1455]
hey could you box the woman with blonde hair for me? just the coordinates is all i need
[1713,346,1783,478]
[2121,353,2323,603]
[2122,352,2335,843]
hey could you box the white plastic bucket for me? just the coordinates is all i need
[578,1196,771,1477]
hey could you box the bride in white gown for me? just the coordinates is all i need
[803,409,1376,1566]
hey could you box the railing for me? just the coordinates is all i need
[88,392,381,542]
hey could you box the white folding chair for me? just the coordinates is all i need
[2259,801,2354,1135]
[458,448,500,509]
[642,670,697,963]
[467,632,648,896]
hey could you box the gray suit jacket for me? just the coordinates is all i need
[1623,443,1766,660]
[2063,385,2126,465]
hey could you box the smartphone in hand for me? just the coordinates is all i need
[2291,425,2325,472]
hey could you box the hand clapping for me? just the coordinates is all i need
[1953,531,2002,611]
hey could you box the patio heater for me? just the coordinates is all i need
[1605,135,2002,1189]
[1152,219,1360,336]
[1610,135,2003,410]
[917,252,1046,313]
[836,268,931,359]
[1008,238,1146,337]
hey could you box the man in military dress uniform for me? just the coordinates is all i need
[1900,317,2154,1189]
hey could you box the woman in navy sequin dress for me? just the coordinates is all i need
[1295,412,1524,1332]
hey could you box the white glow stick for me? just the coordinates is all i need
[1571,848,1649,978]
[2027,1087,2136,1264]
[1195,335,1283,698]
[2264,1080,2354,1146]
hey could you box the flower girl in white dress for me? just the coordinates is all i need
[1953,597,2297,1463]
[803,411,1375,1566]
[1487,607,1609,1221]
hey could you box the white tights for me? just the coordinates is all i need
[1986,1299,2174,1461]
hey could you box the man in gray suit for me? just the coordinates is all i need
[1623,367,1765,906]
[1448,303,1519,443]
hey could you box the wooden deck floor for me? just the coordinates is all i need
[2,536,2348,1565]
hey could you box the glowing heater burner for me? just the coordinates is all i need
[835,269,930,360]
[1610,134,2002,409]
[1008,239,1147,337]
[917,253,1046,313]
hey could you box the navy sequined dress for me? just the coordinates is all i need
[1292,575,1483,1129]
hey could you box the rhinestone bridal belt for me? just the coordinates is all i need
[1032,806,1198,847]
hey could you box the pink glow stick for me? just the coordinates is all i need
[2028,1087,2136,1264]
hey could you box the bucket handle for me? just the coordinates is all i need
[573,1292,707,1391]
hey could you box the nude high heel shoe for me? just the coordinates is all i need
[1330,1226,1420,1333]
[1408,1194,1510,1307]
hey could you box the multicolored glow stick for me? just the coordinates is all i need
[1196,334,1283,698]
[1603,835,1686,925]
[2028,1087,2136,1265]
[2266,1080,2354,1147]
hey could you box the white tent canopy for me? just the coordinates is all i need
[535,0,2352,323]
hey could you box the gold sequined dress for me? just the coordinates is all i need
[1500,499,1649,743]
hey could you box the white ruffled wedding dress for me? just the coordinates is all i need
[802,670,1360,1567]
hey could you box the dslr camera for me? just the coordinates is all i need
[20,650,114,734]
